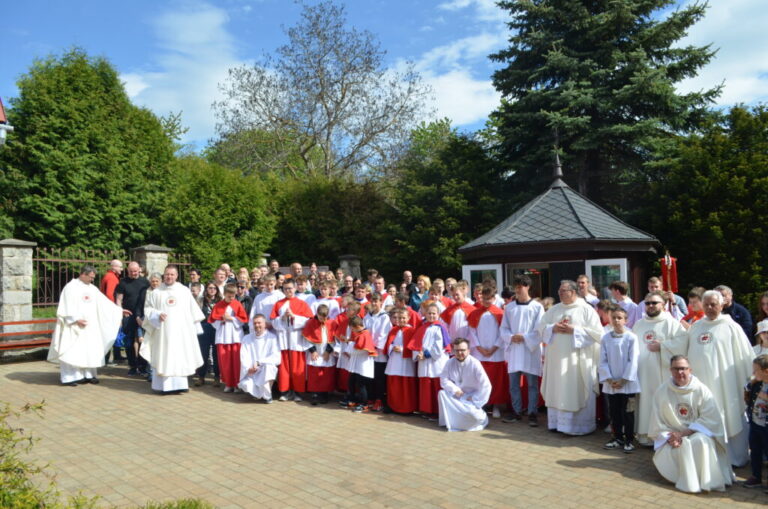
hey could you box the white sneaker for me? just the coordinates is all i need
[604,425,612,433]
[264,398,274,404]
[234,387,243,394]
[223,386,234,393]
[293,394,303,402]
[492,407,501,419]
[278,395,288,401]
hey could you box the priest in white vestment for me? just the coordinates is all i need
[648,355,733,493]
[686,290,754,467]
[438,338,492,431]
[632,291,688,445]
[537,280,604,435]
[143,265,205,393]
[238,314,281,402]
[47,265,123,384]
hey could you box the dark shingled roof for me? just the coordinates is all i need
[461,180,656,251]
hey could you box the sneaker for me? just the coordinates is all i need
[264,398,274,404]
[87,378,99,384]
[492,407,501,419]
[604,424,613,433]
[127,368,138,376]
[352,404,368,413]
[223,386,234,393]
[234,387,243,394]
[528,414,539,427]
[61,381,78,387]
[338,399,350,407]
[293,394,302,402]
[311,394,319,406]
[603,439,623,450]
[501,411,520,423]
[743,476,762,488]
[623,442,635,453]
[278,394,289,401]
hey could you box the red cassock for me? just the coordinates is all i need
[303,317,337,393]
[271,297,314,393]
[467,305,510,406]
[209,299,249,388]
[384,326,418,414]
[408,321,451,415]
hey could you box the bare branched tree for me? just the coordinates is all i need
[213,1,431,180]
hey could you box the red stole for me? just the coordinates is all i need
[351,329,377,356]
[270,297,314,320]
[466,305,503,329]
[383,326,415,359]
[408,321,450,353]
[302,317,336,344]
[440,301,475,325]
[208,299,248,324]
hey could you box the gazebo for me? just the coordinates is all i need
[458,160,659,301]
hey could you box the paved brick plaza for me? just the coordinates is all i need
[1,360,765,508]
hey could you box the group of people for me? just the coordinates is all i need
[45,259,768,496]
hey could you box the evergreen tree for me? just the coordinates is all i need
[0,48,177,249]
[157,156,277,274]
[387,120,509,277]
[650,105,768,310]
[490,0,720,205]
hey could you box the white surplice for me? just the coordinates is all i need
[648,375,733,493]
[312,297,341,319]
[499,300,544,376]
[143,282,205,391]
[47,278,123,382]
[385,329,416,377]
[537,300,604,435]
[271,301,310,352]
[438,355,492,431]
[467,311,504,362]
[632,313,687,442]
[249,290,285,322]
[238,330,281,399]
[412,325,449,378]
[598,331,640,394]
[365,311,392,363]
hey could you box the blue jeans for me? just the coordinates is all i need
[509,371,539,415]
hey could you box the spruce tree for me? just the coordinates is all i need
[490,0,720,205]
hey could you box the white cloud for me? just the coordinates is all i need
[423,69,500,125]
[438,0,508,23]
[675,0,768,106]
[121,1,243,147]
[417,31,507,72]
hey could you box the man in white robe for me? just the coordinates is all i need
[537,280,604,435]
[648,355,733,493]
[238,314,280,402]
[47,265,123,385]
[632,291,688,445]
[438,337,492,431]
[686,290,754,467]
[143,265,205,393]
[499,275,544,426]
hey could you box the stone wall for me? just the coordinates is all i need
[0,239,36,332]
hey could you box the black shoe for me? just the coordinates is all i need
[76,378,89,384]
[127,368,138,376]
[87,378,99,384]
[61,381,78,387]
[311,394,319,406]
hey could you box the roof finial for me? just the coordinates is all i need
[551,128,566,188]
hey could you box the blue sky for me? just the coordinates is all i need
[2,0,766,150]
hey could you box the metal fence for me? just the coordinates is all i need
[33,247,193,307]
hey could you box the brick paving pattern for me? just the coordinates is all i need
[1,360,765,508]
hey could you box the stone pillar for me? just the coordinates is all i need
[338,254,361,280]
[131,244,172,278]
[0,238,36,332]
